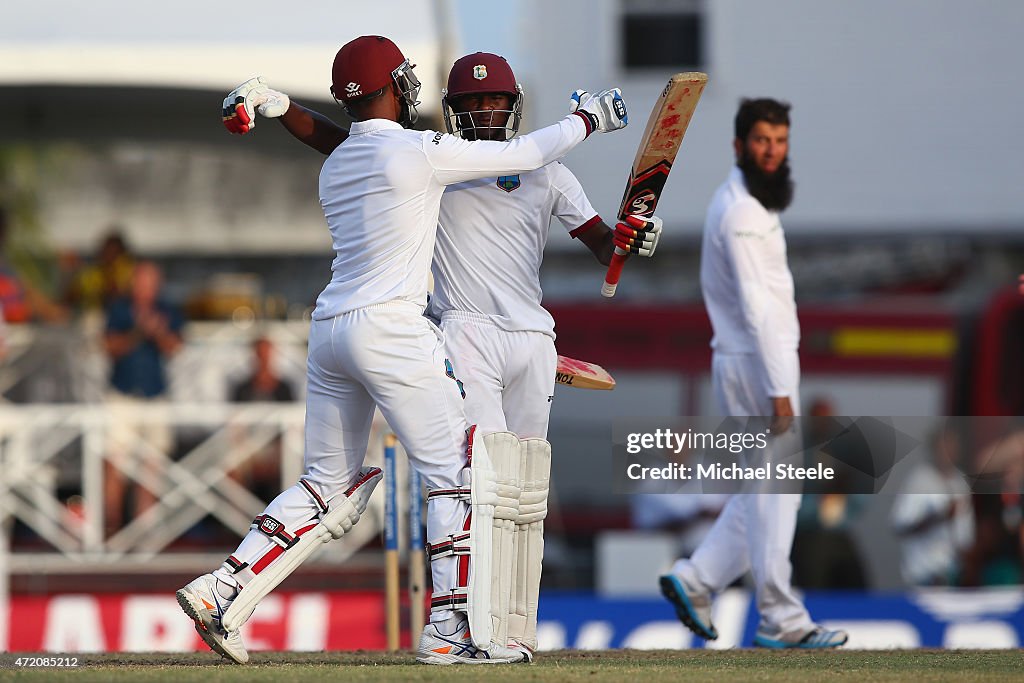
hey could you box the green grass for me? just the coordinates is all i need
[2,650,1022,683]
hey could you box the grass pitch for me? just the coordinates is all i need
[2,650,1022,682]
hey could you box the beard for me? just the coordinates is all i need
[738,151,794,212]
[458,126,505,141]
[455,112,509,141]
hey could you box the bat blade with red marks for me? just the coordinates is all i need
[555,355,615,390]
[602,72,708,297]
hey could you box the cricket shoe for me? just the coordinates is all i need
[176,573,249,664]
[416,619,527,665]
[509,639,535,663]
[659,572,718,640]
[754,624,849,649]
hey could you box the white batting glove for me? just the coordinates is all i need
[614,215,662,257]
[569,88,628,134]
[222,77,291,135]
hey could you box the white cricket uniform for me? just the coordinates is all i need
[430,161,599,438]
[891,464,973,585]
[218,115,590,620]
[673,166,813,636]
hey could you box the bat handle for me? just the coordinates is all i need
[601,247,630,298]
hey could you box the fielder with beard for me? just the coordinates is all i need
[658,98,848,649]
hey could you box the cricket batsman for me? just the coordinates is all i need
[213,50,661,661]
[176,35,629,665]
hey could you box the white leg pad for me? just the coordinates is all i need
[507,438,551,651]
[426,429,521,650]
[464,430,521,649]
[221,466,382,632]
[486,432,523,648]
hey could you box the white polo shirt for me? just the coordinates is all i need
[700,166,800,397]
[313,115,588,319]
[430,161,598,337]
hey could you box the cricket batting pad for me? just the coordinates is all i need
[221,467,382,632]
[507,438,551,652]
[426,429,521,650]
[486,432,524,648]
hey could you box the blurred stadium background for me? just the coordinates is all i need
[1,0,1022,654]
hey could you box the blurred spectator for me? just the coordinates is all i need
[102,261,183,535]
[631,491,728,559]
[0,207,30,323]
[0,205,68,324]
[891,427,974,586]
[0,206,79,402]
[64,229,136,318]
[962,428,1024,585]
[230,337,295,403]
[791,396,868,589]
[229,336,295,501]
[792,493,868,588]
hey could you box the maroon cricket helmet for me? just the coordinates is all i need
[445,52,519,98]
[442,52,524,140]
[330,35,422,125]
[331,36,405,101]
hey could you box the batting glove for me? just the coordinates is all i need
[569,88,628,135]
[614,215,662,257]
[222,77,291,135]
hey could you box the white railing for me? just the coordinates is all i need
[0,322,429,652]
[0,403,396,560]
[0,400,406,651]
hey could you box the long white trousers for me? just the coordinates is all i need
[677,350,813,635]
[440,311,557,439]
[220,302,469,620]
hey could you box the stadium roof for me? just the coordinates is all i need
[0,0,459,114]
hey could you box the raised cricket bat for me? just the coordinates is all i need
[602,72,708,297]
[555,355,615,390]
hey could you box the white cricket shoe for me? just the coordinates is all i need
[509,640,535,663]
[659,572,718,640]
[416,619,527,665]
[176,573,249,664]
[754,624,849,649]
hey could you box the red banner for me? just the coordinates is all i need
[5,591,410,652]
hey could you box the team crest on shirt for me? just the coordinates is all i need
[496,175,521,192]
[473,65,487,80]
